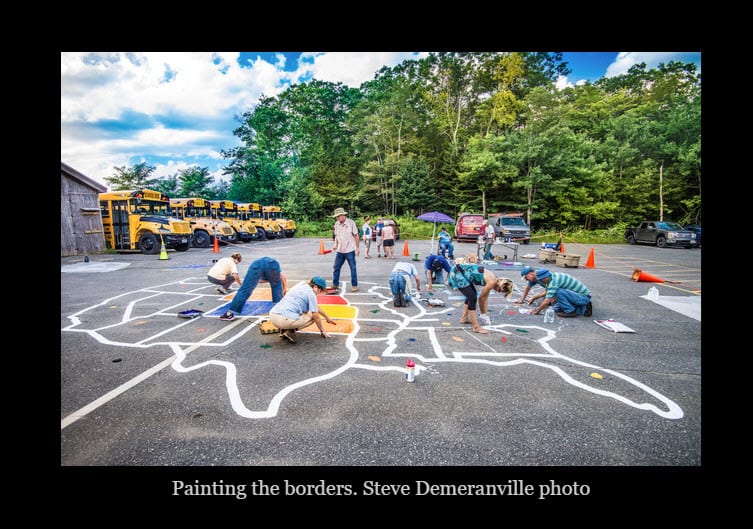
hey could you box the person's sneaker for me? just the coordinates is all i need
[216,286,229,295]
[478,313,492,326]
[378,254,381,258]
[219,311,235,321]
[351,286,359,292]
[584,301,593,317]
[557,310,577,318]
[281,329,297,343]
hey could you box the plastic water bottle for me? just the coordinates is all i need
[543,307,555,324]
[405,359,416,382]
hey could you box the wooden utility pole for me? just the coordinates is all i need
[659,162,664,221]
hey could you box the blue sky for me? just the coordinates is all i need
[61,51,701,188]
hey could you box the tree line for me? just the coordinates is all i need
[106,52,701,230]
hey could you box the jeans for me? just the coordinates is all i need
[439,241,454,258]
[228,257,283,314]
[553,289,591,315]
[483,239,494,260]
[333,251,357,288]
[389,271,409,299]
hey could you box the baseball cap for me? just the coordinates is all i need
[535,269,551,280]
[311,276,327,289]
[520,265,533,277]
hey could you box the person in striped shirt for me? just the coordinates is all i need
[528,269,593,318]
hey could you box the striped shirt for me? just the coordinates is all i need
[545,273,590,299]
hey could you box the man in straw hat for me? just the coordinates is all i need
[331,207,360,292]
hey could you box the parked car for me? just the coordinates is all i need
[684,224,701,247]
[454,213,485,241]
[488,212,531,244]
[625,221,698,248]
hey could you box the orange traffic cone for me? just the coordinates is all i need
[584,247,595,268]
[632,268,664,283]
[319,240,325,255]
[559,243,566,255]
[403,240,410,256]
[213,234,220,253]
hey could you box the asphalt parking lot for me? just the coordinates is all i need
[60,237,702,499]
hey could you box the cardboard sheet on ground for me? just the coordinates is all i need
[640,292,701,321]
[207,300,275,317]
[262,319,354,334]
[594,319,636,333]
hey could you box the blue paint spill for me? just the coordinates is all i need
[206,300,275,317]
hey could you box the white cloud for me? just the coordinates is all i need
[61,51,429,186]
[299,52,428,87]
[554,75,587,90]
[605,52,701,78]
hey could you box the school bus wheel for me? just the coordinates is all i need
[192,230,211,248]
[139,233,160,254]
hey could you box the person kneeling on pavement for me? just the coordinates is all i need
[389,261,421,307]
[207,252,243,294]
[424,253,451,292]
[269,276,336,343]
[527,269,592,318]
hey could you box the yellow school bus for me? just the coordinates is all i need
[169,198,237,248]
[238,202,282,240]
[208,200,259,242]
[263,205,297,238]
[99,189,192,254]
[236,203,264,241]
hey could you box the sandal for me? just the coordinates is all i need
[472,327,490,334]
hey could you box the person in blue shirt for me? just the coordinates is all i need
[437,226,455,259]
[424,253,452,292]
[374,218,385,258]
[269,276,336,343]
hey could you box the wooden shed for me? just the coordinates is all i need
[61,161,107,257]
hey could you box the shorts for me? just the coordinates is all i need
[458,284,478,311]
[383,239,395,247]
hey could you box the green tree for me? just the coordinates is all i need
[178,166,214,197]
[104,162,155,190]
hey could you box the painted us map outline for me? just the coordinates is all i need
[62,278,683,422]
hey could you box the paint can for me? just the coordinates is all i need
[405,359,415,382]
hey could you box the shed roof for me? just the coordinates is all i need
[61,161,107,193]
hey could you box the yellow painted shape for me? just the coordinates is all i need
[318,304,356,319]
[590,372,603,379]
[299,319,354,334]
[367,356,382,362]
